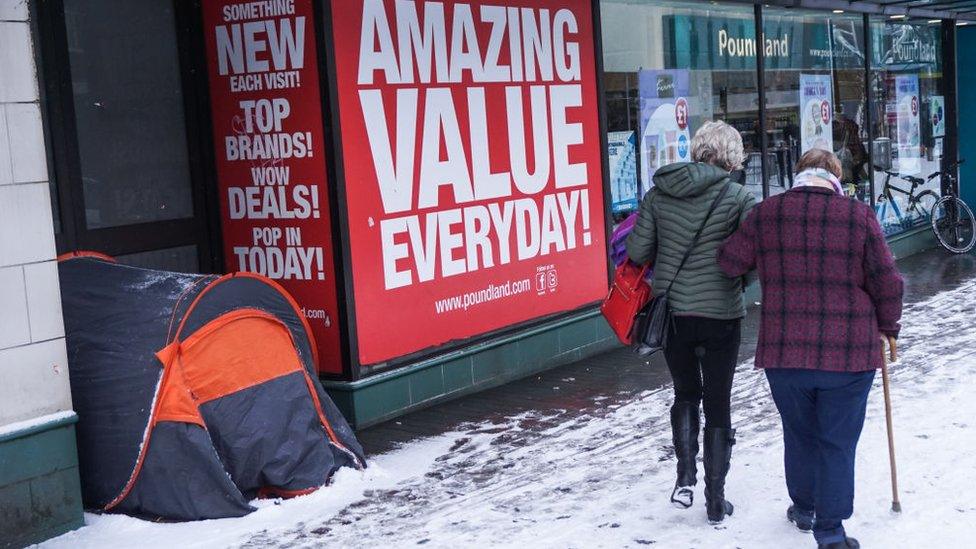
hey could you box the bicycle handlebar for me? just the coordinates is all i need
[875,159,965,184]
[928,159,965,180]
[875,165,925,185]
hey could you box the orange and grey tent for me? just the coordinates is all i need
[58,253,365,520]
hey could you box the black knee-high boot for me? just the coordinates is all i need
[670,401,700,508]
[704,427,735,523]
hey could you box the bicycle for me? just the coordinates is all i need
[929,160,975,254]
[873,165,941,234]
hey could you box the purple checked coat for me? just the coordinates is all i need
[718,186,904,372]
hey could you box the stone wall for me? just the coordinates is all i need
[0,0,83,545]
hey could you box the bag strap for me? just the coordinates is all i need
[665,182,732,295]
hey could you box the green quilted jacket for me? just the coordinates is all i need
[625,162,757,320]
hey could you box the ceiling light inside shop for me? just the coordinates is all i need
[959,21,970,26]
[889,14,907,19]
[928,20,941,24]
[833,9,844,14]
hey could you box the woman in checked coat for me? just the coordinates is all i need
[718,149,904,549]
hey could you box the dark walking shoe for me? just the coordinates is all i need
[818,537,859,549]
[703,427,735,524]
[670,401,700,509]
[786,504,814,532]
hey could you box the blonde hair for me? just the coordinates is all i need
[795,148,842,178]
[690,120,746,172]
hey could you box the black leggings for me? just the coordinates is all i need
[664,316,741,429]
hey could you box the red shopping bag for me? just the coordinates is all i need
[601,261,651,345]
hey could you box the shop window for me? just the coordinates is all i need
[600,0,763,221]
[63,0,194,229]
[762,9,869,204]
[115,245,199,272]
[38,0,217,272]
[870,17,945,236]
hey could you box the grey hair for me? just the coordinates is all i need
[690,120,746,172]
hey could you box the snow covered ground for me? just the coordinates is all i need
[41,279,976,549]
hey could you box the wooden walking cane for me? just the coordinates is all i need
[880,335,901,513]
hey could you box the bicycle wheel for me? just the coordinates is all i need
[911,190,940,224]
[931,196,976,254]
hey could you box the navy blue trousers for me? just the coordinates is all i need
[765,368,875,545]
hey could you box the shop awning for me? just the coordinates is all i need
[774,0,976,21]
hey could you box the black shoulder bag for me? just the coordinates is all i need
[634,183,731,356]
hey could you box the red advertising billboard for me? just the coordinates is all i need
[331,0,609,365]
[202,0,343,374]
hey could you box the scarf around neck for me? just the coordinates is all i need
[793,168,844,195]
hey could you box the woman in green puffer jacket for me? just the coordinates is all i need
[626,120,756,524]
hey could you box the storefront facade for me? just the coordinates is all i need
[23,1,976,427]
[3,1,976,543]
[603,2,960,243]
[1,3,83,546]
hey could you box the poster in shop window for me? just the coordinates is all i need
[201,0,344,373]
[638,69,692,196]
[607,131,637,214]
[798,74,833,154]
[895,74,922,175]
[930,95,945,139]
[330,0,609,365]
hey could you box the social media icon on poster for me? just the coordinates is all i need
[677,134,688,159]
[536,272,546,293]
[547,269,558,291]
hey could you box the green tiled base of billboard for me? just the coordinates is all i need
[323,227,936,430]
[0,418,84,549]
[322,310,618,429]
